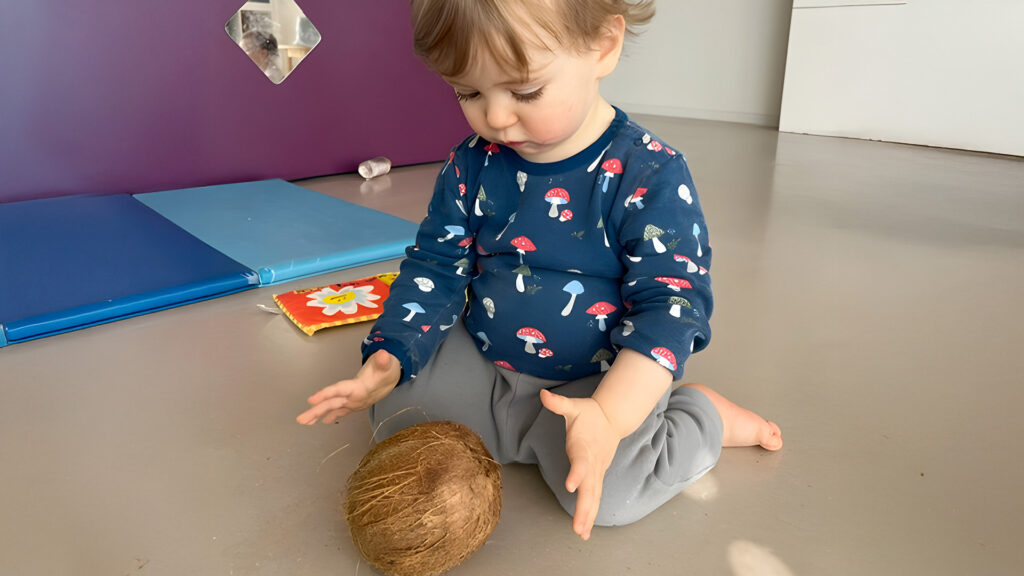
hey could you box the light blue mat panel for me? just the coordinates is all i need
[0,194,258,347]
[135,180,418,286]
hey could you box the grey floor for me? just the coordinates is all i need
[2,115,1022,575]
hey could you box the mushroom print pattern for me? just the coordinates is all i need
[510,236,536,265]
[513,264,532,293]
[599,158,622,192]
[544,188,570,218]
[668,296,691,318]
[476,332,492,351]
[678,183,693,204]
[674,254,699,274]
[561,280,584,316]
[651,347,677,372]
[644,224,667,253]
[516,327,545,354]
[693,223,703,257]
[484,142,499,166]
[625,187,648,209]
[402,303,425,322]
[438,225,464,242]
[517,171,528,192]
[559,209,573,222]
[413,277,435,292]
[482,297,495,319]
[586,302,617,332]
[475,186,487,217]
[538,348,554,359]
[656,277,693,292]
[591,348,613,372]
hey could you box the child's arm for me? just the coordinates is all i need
[540,349,671,540]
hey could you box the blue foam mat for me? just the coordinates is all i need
[0,194,257,346]
[135,179,419,286]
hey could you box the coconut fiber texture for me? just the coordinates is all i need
[344,420,502,576]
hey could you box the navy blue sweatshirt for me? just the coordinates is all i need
[363,108,712,383]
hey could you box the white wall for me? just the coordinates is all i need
[780,0,1024,157]
[602,0,793,127]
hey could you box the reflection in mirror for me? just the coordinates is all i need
[225,0,321,85]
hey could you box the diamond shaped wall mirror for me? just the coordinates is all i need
[225,0,321,85]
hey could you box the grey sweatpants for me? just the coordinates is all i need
[368,320,723,526]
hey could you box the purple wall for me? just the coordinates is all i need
[0,1,468,203]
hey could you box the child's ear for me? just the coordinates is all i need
[595,14,626,79]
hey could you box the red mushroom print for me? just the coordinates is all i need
[493,360,515,371]
[559,209,573,222]
[538,348,554,359]
[648,139,663,152]
[544,188,570,218]
[599,158,623,192]
[586,302,618,332]
[651,347,677,372]
[673,254,699,274]
[458,237,474,249]
[625,187,649,209]
[516,327,546,354]
[484,142,500,166]
[510,236,536,265]
[656,277,693,291]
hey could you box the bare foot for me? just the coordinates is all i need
[683,383,783,451]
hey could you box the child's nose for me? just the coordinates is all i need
[485,100,517,130]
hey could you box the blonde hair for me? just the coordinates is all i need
[410,0,655,81]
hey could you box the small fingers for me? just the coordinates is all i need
[573,479,602,541]
[296,396,350,425]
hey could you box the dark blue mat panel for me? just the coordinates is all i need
[134,180,419,286]
[0,194,257,346]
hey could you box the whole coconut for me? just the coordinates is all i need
[344,420,502,576]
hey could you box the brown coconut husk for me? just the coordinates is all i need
[344,420,502,576]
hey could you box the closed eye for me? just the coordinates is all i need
[455,90,480,103]
[512,87,544,103]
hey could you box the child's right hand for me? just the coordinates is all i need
[296,349,401,425]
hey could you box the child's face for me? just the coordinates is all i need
[443,31,613,164]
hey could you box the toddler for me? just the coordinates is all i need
[299,0,782,541]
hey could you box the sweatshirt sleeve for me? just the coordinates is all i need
[610,154,713,380]
[361,143,477,383]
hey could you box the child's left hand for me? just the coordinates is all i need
[539,389,621,541]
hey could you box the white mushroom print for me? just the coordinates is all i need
[469,134,480,147]
[693,223,703,257]
[517,171,528,192]
[678,184,693,204]
[413,277,435,292]
[586,302,617,332]
[668,296,692,318]
[510,236,536,265]
[599,159,623,193]
[624,187,648,209]
[517,327,546,354]
[545,188,570,218]
[644,224,667,253]
[597,217,609,247]
[482,297,496,319]
[561,280,584,316]
[621,319,635,336]
[453,258,471,276]
[475,186,487,217]
[591,348,614,372]
[513,264,532,293]
[402,303,425,322]
[441,151,455,175]
[651,347,677,372]
[476,331,492,351]
[438,225,464,242]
